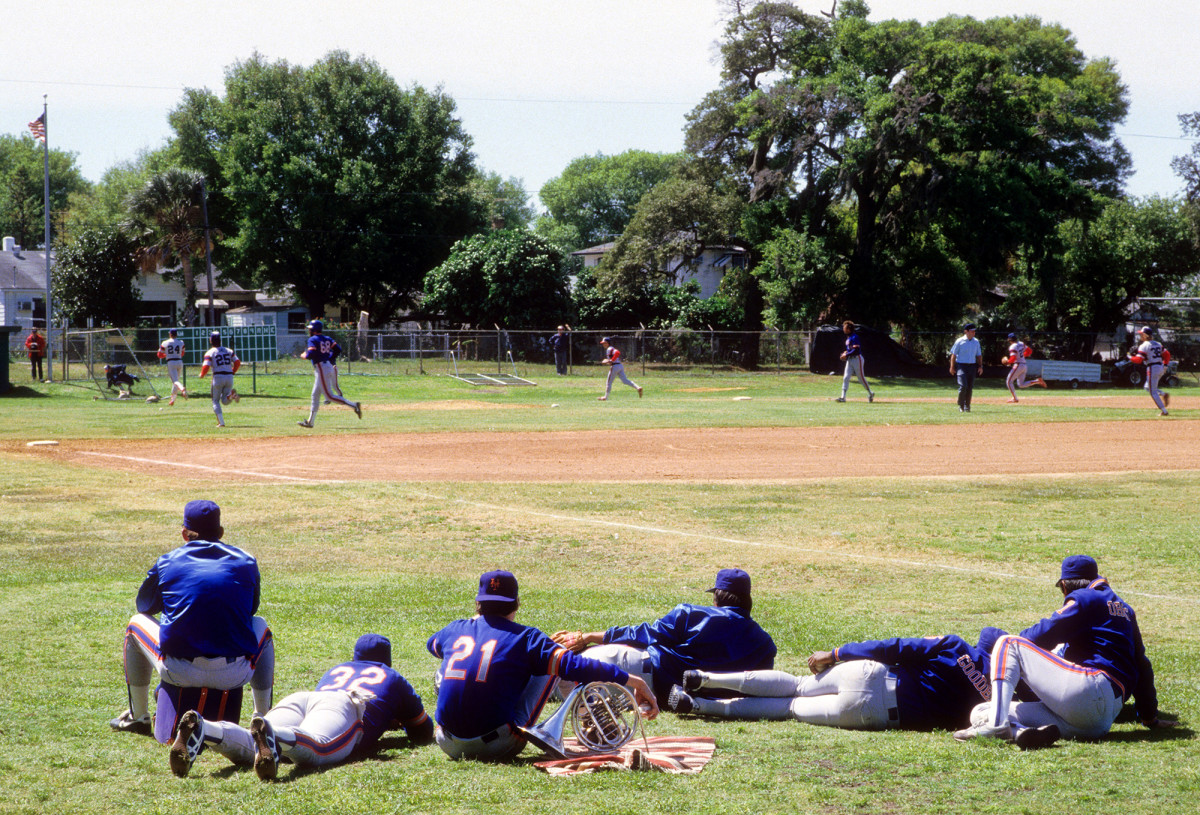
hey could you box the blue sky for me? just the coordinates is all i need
[2,1,1197,205]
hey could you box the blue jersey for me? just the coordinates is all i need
[428,615,628,738]
[315,660,428,749]
[844,333,863,358]
[135,540,261,660]
[950,335,982,364]
[304,334,342,365]
[834,634,994,729]
[1019,578,1158,721]
[604,604,776,698]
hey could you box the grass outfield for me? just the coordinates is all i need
[1,370,1197,814]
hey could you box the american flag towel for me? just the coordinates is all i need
[533,736,716,775]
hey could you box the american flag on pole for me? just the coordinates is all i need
[28,113,46,143]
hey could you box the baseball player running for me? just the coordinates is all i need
[666,628,1059,742]
[427,569,658,761]
[199,331,240,427]
[598,336,642,401]
[157,328,188,406]
[1003,333,1046,402]
[298,320,362,427]
[1132,326,1170,416]
[169,633,433,780]
[836,321,875,402]
[954,555,1177,745]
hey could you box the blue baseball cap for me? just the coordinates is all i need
[976,626,1007,655]
[183,499,221,538]
[1007,333,1017,339]
[963,323,977,331]
[600,337,612,344]
[477,570,519,602]
[1056,555,1098,586]
[707,568,752,596]
[353,633,392,666]
[168,328,178,337]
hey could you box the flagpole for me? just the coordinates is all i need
[41,96,53,382]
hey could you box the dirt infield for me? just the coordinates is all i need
[17,416,1200,482]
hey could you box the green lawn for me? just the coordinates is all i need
[1,370,1196,814]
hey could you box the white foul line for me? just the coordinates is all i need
[79,451,331,482]
[414,491,1198,605]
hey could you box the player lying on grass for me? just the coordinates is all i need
[954,555,1178,745]
[170,634,432,780]
[666,627,1059,749]
[552,568,776,705]
[427,569,658,761]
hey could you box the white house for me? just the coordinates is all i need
[572,240,749,299]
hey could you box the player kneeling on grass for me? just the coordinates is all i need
[552,568,776,706]
[427,569,658,761]
[110,500,274,739]
[665,628,1068,747]
[170,633,432,780]
[954,555,1177,746]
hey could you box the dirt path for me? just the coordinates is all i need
[15,419,1199,482]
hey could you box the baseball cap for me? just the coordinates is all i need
[1138,326,1153,336]
[963,323,977,331]
[1007,332,1017,339]
[353,633,392,666]
[707,567,752,596]
[1056,555,1098,587]
[600,336,611,344]
[210,331,221,341]
[976,626,1007,655]
[168,328,177,337]
[183,499,221,538]
[476,569,519,602]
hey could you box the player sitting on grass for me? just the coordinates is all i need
[169,634,432,780]
[427,569,658,761]
[954,555,1178,745]
[552,568,776,705]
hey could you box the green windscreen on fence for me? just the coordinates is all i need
[161,326,279,364]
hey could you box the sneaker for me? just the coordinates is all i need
[597,396,607,401]
[952,723,1009,742]
[1160,410,1169,417]
[1007,398,1018,403]
[297,420,313,428]
[323,399,332,406]
[109,709,153,736]
[835,397,846,403]
[868,392,874,403]
[666,685,694,714]
[216,422,224,428]
[1163,393,1170,407]
[168,396,175,406]
[169,710,206,777]
[965,406,971,412]
[637,387,643,398]
[1037,377,1047,388]
[682,670,704,692]
[250,716,280,781]
[354,402,363,419]
[230,390,240,403]
[1014,724,1060,751]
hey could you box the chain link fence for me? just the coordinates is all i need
[8,324,1200,380]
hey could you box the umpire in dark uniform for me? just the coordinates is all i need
[551,324,571,375]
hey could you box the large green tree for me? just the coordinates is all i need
[0,134,90,248]
[422,230,571,328]
[52,225,141,327]
[1001,196,1200,338]
[169,51,488,325]
[686,0,1130,329]
[536,150,686,252]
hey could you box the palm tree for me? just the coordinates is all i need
[124,168,208,326]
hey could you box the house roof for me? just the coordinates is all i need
[1,247,52,292]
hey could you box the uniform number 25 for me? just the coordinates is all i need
[443,636,498,683]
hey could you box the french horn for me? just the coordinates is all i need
[520,681,642,758]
